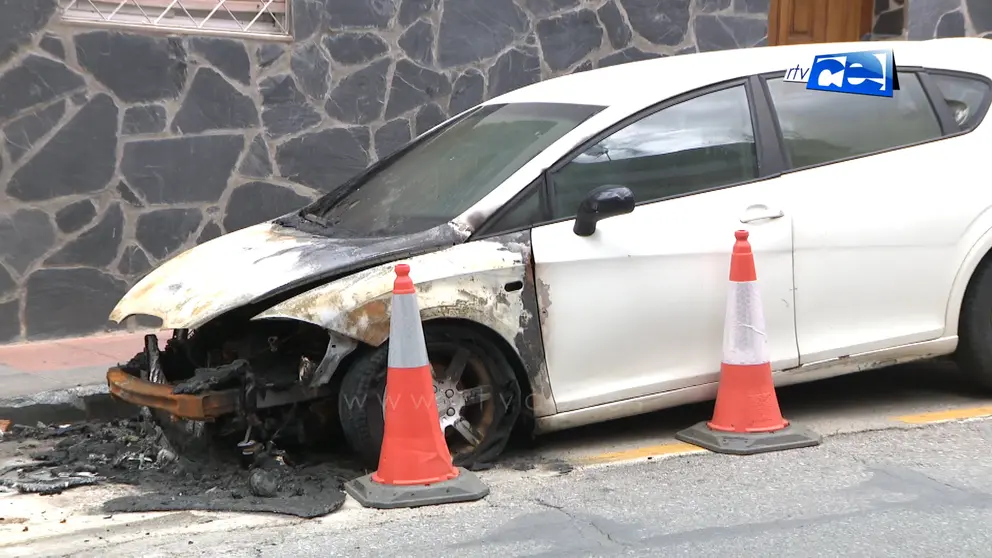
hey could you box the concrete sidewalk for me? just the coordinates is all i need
[0,332,163,426]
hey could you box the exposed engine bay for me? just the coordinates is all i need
[115,317,359,460]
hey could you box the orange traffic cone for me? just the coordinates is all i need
[675,230,821,455]
[344,263,490,509]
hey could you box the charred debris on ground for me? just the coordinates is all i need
[0,415,358,518]
[0,414,573,515]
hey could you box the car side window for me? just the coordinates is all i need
[929,73,991,131]
[547,84,758,220]
[481,184,543,234]
[764,72,942,169]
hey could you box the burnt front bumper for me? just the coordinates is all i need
[106,367,240,421]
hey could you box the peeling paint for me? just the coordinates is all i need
[110,222,322,328]
[255,231,558,417]
[507,230,556,417]
[855,358,899,372]
[107,220,464,330]
[111,214,560,419]
[537,277,552,329]
[256,239,527,345]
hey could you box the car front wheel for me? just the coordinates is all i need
[337,323,522,469]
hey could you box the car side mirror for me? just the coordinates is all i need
[573,185,635,237]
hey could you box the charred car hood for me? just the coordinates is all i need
[109,220,465,330]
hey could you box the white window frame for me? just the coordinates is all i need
[59,0,292,41]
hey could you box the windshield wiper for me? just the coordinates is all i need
[301,211,329,227]
[300,211,364,237]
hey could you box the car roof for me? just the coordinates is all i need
[484,38,992,111]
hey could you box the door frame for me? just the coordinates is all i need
[768,0,875,46]
[472,75,792,240]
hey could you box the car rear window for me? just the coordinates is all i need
[929,72,992,131]
[764,72,942,169]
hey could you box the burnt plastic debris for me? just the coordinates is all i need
[172,360,250,395]
[0,417,356,517]
[0,475,100,495]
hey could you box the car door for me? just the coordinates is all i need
[528,81,801,413]
[760,69,992,364]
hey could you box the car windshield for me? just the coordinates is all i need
[299,102,604,237]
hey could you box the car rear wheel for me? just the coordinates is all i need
[337,323,522,470]
[957,258,992,389]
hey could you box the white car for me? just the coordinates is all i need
[107,37,992,468]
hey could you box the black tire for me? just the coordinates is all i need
[337,323,522,469]
[957,258,992,389]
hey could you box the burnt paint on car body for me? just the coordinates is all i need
[247,218,468,313]
[253,230,558,418]
[109,215,467,331]
[498,229,558,419]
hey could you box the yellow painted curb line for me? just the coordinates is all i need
[577,441,708,466]
[894,405,992,425]
[570,406,992,468]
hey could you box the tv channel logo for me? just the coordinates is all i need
[783,49,897,98]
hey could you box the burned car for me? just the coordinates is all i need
[109,40,992,467]
[107,98,601,467]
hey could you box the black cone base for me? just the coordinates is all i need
[675,422,822,455]
[344,466,490,509]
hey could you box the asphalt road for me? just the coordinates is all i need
[5,359,992,557]
[3,417,991,557]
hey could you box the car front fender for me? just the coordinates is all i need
[252,232,558,417]
[254,237,531,348]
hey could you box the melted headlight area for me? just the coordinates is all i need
[109,317,359,461]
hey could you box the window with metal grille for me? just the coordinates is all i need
[59,0,291,40]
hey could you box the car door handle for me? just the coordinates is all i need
[740,205,785,223]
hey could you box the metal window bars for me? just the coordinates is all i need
[59,0,291,40]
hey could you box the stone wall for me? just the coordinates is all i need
[873,0,992,39]
[906,0,992,39]
[874,0,908,38]
[0,0,769,344]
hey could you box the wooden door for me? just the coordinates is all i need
[768,0,874,46]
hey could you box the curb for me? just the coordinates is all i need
[0,384,138,427]
[0,330,161,373]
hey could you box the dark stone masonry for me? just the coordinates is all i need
[870,0,992,39]
[0,0,983,344]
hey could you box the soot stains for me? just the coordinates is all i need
[0,418,361,518]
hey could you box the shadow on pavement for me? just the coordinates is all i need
[512,358,984,458]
